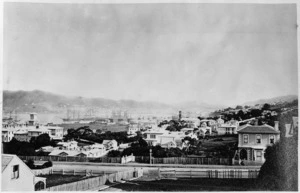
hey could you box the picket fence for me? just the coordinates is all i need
[135,156,232,165]
[42,169,143,191]
[152,169,259,179]
[19,155,122,163]
[32,167,54,176]
[20,155,232,165]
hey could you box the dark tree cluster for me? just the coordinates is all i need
[25,159,53,169]
[3,133,56,156]
[64,126,144,145]
[257,110,298,191]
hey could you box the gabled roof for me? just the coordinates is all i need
[238,124,280,134]
[2,154,34,176]
[2,155,13,172]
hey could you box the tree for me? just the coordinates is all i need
[31,133,52,149]
[26,159,35,169]
[257,110,298,191]
[107,150,122,157]
[262,103,271,111]
[166,125,177,132]
[236,105,243,110]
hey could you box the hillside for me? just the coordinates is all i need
[2,90,223,114]
[243,95,298,106]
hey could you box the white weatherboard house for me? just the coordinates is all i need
[1,154,46,191]
[237,122,280,163]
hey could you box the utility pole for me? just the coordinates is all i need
[149,148,152,165]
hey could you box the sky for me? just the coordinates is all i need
[3,3,298,106]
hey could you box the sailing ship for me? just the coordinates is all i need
[62,108,97,123]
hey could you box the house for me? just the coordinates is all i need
[180,127,194,134]
[46,126,64,140]
[181,118,200,128]
[144,130,166,146]
[217,120,238,135]
[2,113,64,143]
[13,130,30,142]
[118,143,130,152]
[2,127,18,142]
[57,141,79,150]
[102,140,118,150]
[159,132,186,145]
[2,154,46,191]
[27,126,51,139]
[49,142,107,158]
[49,150,82,157]
[127,124,139,135]
[161,141,177,149]
[237,121,280,163]
[196,122,212,136]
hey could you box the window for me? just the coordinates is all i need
[243,134,248,144]
[256,135,261,144]
[256,151,262,160]
[150,134,156,139]
[11,165,19,179]
[270,135,275,144]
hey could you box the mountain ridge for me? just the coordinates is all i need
[3,90,297,115]
[2,90,222,114]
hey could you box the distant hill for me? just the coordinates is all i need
[2,90,171,113]
[2,90,223,114]
[243,95,298,106]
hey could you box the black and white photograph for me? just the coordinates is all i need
[1,0,299,191]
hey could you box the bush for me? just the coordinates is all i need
[26,159,35,169]
[42,160,53,168]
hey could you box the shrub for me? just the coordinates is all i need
[26,159,35,169]
[42,160,53,168]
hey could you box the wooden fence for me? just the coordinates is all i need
[135,156,232,165]
[233,160,264,166]
[42,169,143,191]
[19,155,121,163]
[156,169,259,179]
[20,155,232,165]
[32,167,54,176]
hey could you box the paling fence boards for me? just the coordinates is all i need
[43,169,142,191]
[19,155,233,165]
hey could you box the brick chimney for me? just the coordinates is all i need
[274,121,279,131]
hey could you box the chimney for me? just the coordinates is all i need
[274,121,279,131]
[179,111,182,121]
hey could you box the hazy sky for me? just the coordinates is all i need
[3,3,298,106]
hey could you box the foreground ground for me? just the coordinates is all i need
[102,177,260,191]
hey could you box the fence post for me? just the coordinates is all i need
[158,168,161,180]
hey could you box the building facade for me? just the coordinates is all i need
[237,122,280,163]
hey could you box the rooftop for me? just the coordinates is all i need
[2,154,14,172]
[238,124,280,134]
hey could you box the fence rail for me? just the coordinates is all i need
[42,169,143,191]
[136,156,232,165]
[19,155,122,163]
[20,155,232,165]
[157,169,259,179]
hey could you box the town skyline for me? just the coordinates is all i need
[3,3,298,106]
